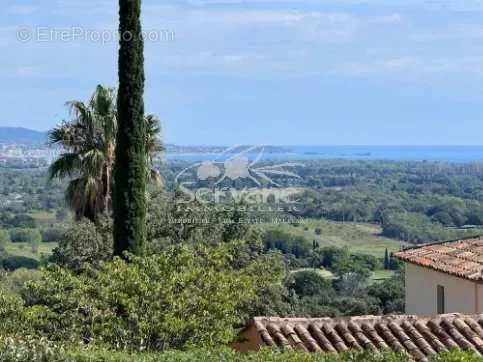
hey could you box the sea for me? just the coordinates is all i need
[165,146,483,163]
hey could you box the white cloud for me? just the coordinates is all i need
[369,13,403,25]
[15,66,38,78]
[328,56,483,79]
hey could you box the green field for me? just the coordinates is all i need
[4,241,57,260]
[4,217,403,262]
[261,219,406,258]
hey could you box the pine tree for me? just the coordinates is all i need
[113,0,146,256]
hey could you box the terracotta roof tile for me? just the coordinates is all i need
[240,314,483,361]
[395,236,483,281]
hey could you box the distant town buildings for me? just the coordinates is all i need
[0,143,61,168]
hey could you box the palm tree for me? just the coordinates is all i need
[48,85,162,222]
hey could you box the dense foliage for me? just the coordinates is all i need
[51,218,113,272]
[0,337,480,362]
[0,241,280,351]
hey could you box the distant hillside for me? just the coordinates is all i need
[0,127,48,144]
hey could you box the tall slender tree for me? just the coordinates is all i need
[113,0,147,257]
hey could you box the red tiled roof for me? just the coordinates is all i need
[238,314,483,361]
[395,236,483,281]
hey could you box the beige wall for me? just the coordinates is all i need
[405,262,483,316]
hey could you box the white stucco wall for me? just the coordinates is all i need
[405,262,483,316]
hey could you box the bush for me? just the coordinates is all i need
[0,256,39,271]
[367,273,405,314]
[9,229,41,244]
[21,243,271,351]
[41,228,65,243]
[430,350,483,362]
[0,338,408,362]
[263,229,312,259]
[0,289,26,335]
[290,270,333,297]
[0,339,477,362]
[10,214,36,228]
[0,268,42,304]
[51,219,113,272]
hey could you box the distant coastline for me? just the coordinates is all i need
[164,145,483,163]
[3,127,483,163]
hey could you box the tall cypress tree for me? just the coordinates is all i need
[113,0,146,256]
[384,248,389,270]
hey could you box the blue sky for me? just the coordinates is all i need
[2,0,483,145]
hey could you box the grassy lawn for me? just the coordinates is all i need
[260,219,406,258]
[371,269,395,280]
[291,268,337,279]
[4,241,57,260]
[292,268,394,284]
[369,269,395,284]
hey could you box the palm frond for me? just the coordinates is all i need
[81,149,106,178]
[92,85,117,117]
[48,153,80,180]
[65,178,86,219]
[145,115,165,154]
[92,85,118,142]
[48,123,84,149]
[65,100,97,137]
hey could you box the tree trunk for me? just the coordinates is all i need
[104,143,114,215]
[113,0,146,257]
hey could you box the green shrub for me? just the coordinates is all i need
[9,228,41,243]
[41,228,65,243]
[51,219,113,272]
[0,338,405,362]
[290,270,333,297]
[431,350,483,362]
[10,214,36,228]
[0,256,39,271]
[0,339,478,362]
[20,243,271,351]
[0,268,42,307]
[0,288,27,335]
[0,335,480,362]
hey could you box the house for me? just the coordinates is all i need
[234,314,483,361]
[395,236,483,316]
